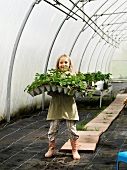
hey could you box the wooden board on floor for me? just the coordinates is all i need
[60,93,127,152]
[77,131,102,136]
[60,140,97,151]
[60,131,100,151]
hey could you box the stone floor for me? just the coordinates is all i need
[0,82,127,170]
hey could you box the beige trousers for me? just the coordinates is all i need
[48,120,79,141]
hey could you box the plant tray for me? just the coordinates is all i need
[28,85,84,98]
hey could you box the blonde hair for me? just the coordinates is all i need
[56,54,73,73]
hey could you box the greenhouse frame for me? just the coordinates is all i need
[0,0,127,169]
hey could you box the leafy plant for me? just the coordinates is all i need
[76,124,88,131]
[24,69,87,94]
[95,127,100,131]
[106,112,113,114]
[83,71,112,89]
[24,69,112,94]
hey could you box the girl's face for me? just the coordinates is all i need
[58,57,70,71]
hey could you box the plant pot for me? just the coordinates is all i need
[51,86,57,92]
[45,85,51,92]
[67,89,75,96]
[75,91,82,98]
[95,81,104,90]
[39,86,45,93]
[33,87,41,95]
[28,90,35,97]
[63,87,69,94]
[57,86,63,93]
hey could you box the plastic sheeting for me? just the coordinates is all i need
[0,0,127,121]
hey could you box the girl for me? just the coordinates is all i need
[45,54,80,160]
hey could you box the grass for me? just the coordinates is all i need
[77,105,107,131]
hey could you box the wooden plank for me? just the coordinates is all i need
[90,118,112,124]
[60,140,97,151]
[77,131,102,136]
[60,93,127,152]
[79,135,99,143]
[97,113,119,120]
[84,124,110,132]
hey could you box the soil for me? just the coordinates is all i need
[0,82,127,170]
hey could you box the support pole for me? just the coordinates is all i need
[6,0,42,122]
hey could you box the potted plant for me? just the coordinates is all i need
[25,69,111,97]
[103,73,112,89]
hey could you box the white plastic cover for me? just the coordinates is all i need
[0,0,127,120]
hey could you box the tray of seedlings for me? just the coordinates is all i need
[24,69,87,98]
[24,69,112,98]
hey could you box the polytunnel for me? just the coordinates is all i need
[1,0,127,169]
[0,0,127,123]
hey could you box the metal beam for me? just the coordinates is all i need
[69,0,118,45]
[43,0,77,20]
[95,11,127,16]
[6,0,41,123]
[102,22,127,26]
